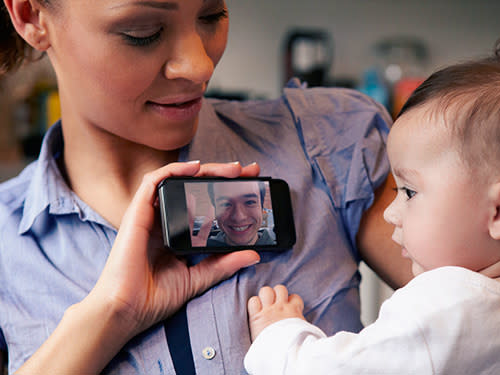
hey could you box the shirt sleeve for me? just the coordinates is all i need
[244,295,433,375]
[283,82,392,256]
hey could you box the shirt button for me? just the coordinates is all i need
[202,346,216,360]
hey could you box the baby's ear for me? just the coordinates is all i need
[487,182,500,240]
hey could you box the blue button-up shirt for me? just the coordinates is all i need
[0,80,391,374]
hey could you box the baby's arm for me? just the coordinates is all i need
[245,282,435,375]
[248,285,306,341]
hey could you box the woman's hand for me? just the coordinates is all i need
[91,161,261,337]
[17,161,261,375]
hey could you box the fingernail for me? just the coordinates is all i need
[230,161,240,165]
[246,258,261,267]
[188,160,200,164]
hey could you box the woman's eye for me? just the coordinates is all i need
[199,9,228,24]
[122,28,162,47]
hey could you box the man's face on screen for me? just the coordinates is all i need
[213,181,263,245]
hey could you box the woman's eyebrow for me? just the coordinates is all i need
[109,1,178,11]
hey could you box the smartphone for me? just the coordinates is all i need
[157,176,296,253]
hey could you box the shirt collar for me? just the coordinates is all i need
[18,122,111,234]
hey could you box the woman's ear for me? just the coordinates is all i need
[487,182,500,240]
[4,0,50,51]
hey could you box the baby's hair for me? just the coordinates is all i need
[397,53,500,179]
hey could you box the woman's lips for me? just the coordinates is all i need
[147,97,203,122]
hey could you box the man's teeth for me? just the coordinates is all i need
[232,225,251,232]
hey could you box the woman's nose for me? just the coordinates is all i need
[163,31,214,84]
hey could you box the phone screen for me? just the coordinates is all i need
[186,179,276,247]
[158,177,295,253]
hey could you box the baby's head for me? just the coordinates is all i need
[384,55,500,278]
[397,55,500,181]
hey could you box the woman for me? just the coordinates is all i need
[0,0,411,373]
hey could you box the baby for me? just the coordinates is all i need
[244,55,500,374]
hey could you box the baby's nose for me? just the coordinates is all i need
[383,200,400,226]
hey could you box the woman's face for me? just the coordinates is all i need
[44,0,228,150]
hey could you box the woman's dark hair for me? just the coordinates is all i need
[1,2,27,74]
[0,1,50,75]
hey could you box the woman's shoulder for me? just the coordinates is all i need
[284,81,391,120]
[205,79,391,126]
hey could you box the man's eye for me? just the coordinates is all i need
[245,200,257,206]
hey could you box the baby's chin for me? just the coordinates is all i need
[411,262,426,277]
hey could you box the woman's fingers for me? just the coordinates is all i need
[119,161,201,230]
[119,160,252,238]
[147,160,201,186]
[196,162,260,178]
[240,162,260,177]
[196,161,242,177]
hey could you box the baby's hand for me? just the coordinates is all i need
[247,285,306,341]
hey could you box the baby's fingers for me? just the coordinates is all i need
[247,296,263,316]
[258,286,276,306]
[288,293,305,312]
[273,285,289,302]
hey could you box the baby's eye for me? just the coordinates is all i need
[401,187,417,200]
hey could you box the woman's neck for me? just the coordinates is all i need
[60,124,180,229]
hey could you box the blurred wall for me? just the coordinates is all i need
[210,0,500,98]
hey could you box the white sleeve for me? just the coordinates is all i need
[244,318,327,374]
[245,268,500,375]
[244,296,434,375]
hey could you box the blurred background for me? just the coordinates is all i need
[1,0,499,326]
